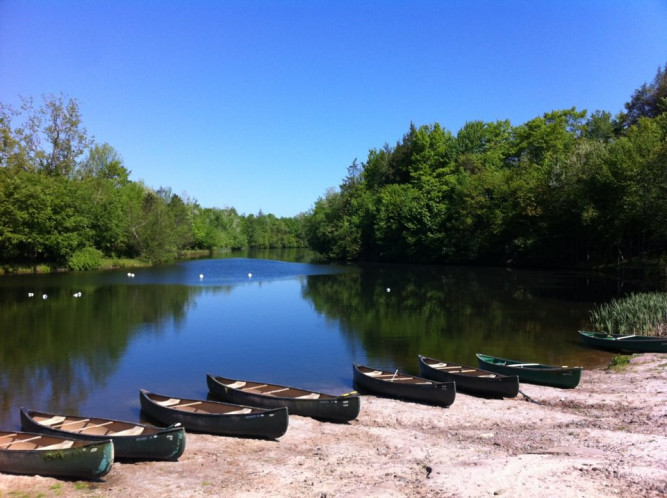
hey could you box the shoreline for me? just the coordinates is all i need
[1,354,666,497]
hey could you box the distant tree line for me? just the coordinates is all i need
[305,64,667,267]
[0,95,306,271]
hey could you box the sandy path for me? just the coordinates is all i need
[1,354,666,497]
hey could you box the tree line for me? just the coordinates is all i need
[0,95,306,271]
[305,64,667,267]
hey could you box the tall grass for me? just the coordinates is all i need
[589,292,667,336]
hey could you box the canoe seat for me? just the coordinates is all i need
[155,398,181,407]
[225,408,253,415]
[508,363,539,368]
[265,387,289,395]
[431,362,449,368]
[366,371,385,377]
[479,374,496,378]
[617,335,637,339]
[460,369,476,373]
[112,426,145,437]
[296,393,320,400]
[40,440,75,450]
[228,381,246,389]
[38,415,67,426]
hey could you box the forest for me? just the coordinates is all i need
[305,64,667,267]
[1,64,666,271]
[0,96,306,271]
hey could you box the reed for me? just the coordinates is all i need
[589,292,667,336]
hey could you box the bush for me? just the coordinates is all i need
[68,247,103,271]
[589,292,667,336]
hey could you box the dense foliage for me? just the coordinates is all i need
[0,95,306,270]
[305,64,667,267]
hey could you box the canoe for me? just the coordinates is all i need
[579,330,667,353]
[139,389,288,439]
[0,430,113,480]
[352,364,456,407]
[207,374,361,422]
[476,353,582,389]
[20,408,186,461]
[418,355,519,398]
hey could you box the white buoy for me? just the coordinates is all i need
[248,273,252,278]
[199,274,204,279]
[28,292,34,297]
[73,292,82,297]
[386,288,391,293]
[42,294,48,299]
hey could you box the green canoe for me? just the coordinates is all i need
[476,353,582,389]
[0,430,113,480]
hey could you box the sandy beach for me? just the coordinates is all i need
[1,353,665,497]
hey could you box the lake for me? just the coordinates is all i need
[0,251,652,429]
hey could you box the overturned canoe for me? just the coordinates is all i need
[418,355,519,398]
[139,389,288,439]
[352,363,455,407]
[476,353,582,389]
[207,374,360,422]
[20,408,185,461]
[579,330,667,353]
[0,430,113,480]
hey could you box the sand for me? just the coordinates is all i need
[1,354,666,497]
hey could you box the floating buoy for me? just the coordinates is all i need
[199,274,204,279]
[73,292,82,298]
[42,294,48,300]
[386,288,391,293]
[28,292,34,297]
[248,273,252,278]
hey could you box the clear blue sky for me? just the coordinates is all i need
[1,1,666,217]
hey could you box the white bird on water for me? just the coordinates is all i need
[28,292,34,297]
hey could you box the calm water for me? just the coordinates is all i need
[0,252,655,429]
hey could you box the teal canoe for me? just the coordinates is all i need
[579,330,667,353]
[0,430,113,480]
[20,408,186,461]
[476,353,582,389]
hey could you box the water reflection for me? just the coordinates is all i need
[302,265,646,374]
[0,258,657,430]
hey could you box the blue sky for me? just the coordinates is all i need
[1,1,666,217]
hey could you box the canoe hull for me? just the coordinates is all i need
[579,330,667,353]
[139,390,288,440]
[206,374,360,423]
[418,355,519,398]
[353,364,455,407]
[20,408,186,461]
[476,353,581,389]
[0,431,113,480]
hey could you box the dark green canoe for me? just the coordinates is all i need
[0,430,113,480]
[20,408,186,461]
[353,363,456,406]
[476,353,582,389]
[418,355,519,398]
[579,330,667,353]
[207,374,360,423]
[140,389,289,440]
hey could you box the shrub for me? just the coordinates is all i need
[589,292,667,336]
[68,247,103,271]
